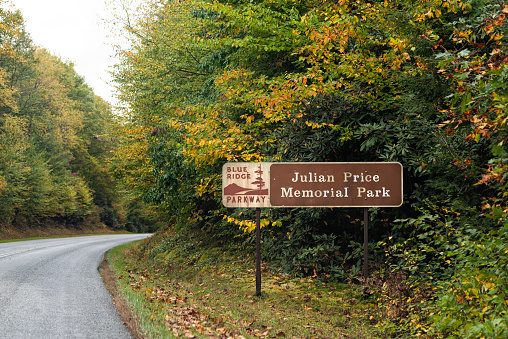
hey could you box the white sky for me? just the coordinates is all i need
[11,0,119,104]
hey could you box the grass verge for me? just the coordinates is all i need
[106,229,390,339]
[0,224,130,242]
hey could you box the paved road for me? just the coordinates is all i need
[0,234,151,339]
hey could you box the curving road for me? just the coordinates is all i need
[0,234,151,339]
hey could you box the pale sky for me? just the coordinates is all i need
[11,0,120,104]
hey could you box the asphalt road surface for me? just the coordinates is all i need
[0,234,151,339]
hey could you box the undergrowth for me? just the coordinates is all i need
[108,226,393,339]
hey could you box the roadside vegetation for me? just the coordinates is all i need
[107,0,508,337]
[0,224,130,242]
[107,227,387,339]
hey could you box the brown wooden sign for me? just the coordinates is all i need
[222,162,403,293]
[270,162,402,207]
[223,162,403,208]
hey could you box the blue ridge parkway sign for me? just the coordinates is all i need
[222,162,403,208]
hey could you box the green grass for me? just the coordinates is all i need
[107,244,175,338]
[0,232,130,244]
[107,231,390,339]
[0,237,61,244]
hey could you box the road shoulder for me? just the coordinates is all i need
[99,252,144,339]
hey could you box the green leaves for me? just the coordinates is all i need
[0,3,140,229]
[110,1,508,336]
[423,224,508,338]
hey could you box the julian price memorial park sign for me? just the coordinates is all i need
[223,162,403,295]
[222,162,403,208]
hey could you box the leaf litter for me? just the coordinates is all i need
[111,244,385,339]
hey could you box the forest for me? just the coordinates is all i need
[0,1,159,232]
[109,0,508,337]
[2,0,508,337]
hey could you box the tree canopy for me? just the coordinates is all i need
[0,1,160,232]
